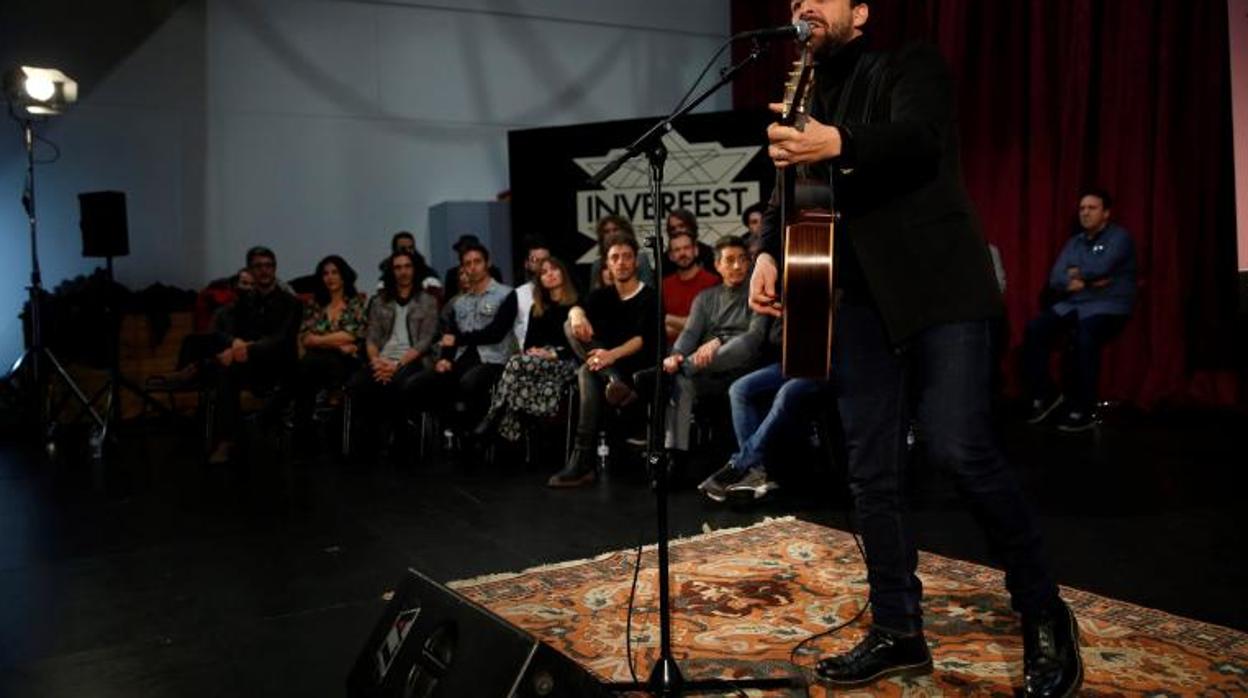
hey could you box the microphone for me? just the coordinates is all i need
[734,20,813,43]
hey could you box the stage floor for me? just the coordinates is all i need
[0,407,1245,696]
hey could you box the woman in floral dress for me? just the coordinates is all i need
[293,255,368,442]
[479,257,580,441]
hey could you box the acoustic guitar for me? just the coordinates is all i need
[778,42,837,379]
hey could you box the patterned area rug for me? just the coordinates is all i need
[450,517,1247,696]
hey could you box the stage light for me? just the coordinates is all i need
[4,66,78,116]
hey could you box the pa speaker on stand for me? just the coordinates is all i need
[77,191,173,460]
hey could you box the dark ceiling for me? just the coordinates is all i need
[1,0,187,102]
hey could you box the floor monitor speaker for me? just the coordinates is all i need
[348,568,610,698]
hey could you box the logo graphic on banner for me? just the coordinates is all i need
[573,129,763,264]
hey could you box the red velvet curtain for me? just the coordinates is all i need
[732,0,1240,408]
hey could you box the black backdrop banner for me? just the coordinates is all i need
[508,109,774,288]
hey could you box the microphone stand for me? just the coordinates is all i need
[590,40,804,697]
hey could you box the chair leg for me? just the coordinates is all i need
[564,387,578,464]
[341,394,352,457]
[202,389,215,459]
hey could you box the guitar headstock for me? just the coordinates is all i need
[780,42,816,130]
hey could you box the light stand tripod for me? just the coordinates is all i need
[8,117,105,440]
[590,42,804,697]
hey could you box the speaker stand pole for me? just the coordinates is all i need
[591,42,804,697]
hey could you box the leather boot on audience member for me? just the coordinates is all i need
[547,448,596,488]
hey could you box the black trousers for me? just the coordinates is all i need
[833,303,1059,633]
[405,352,505,429]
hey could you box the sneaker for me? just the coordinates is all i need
[604,379,638,407]
[1026,393,1064,424]
[1055,411,1096,433]
[697,462,748,502]
[725,466,779,499]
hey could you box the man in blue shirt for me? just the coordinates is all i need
[1023,189,1136,431]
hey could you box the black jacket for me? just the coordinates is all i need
[762,39,1003,343]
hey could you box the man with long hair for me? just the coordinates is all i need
[350,250,438,453]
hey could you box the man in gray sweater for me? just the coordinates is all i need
[661,236,756,452]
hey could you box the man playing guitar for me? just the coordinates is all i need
[750,2,1082,696]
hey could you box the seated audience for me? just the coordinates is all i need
[549,234,659,488]
[742,202,766,259]
[660,236,754,453]
[1023,188,1136,432]
[292,255,368,448]
[513,236,552,349]
[379,231,442,297]
[476,256,579,441]
[193,267,252,333]
[441,234,504,293]
[589,215,654,291]
[411,242,517,435]
[665,208,717,273]
[698,315,827,502]
[208,246,303,463]
[662,229,720,344]
[349,250,439,448]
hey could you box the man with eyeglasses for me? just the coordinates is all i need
[1023,188,1137,432]
[208,246,302,463]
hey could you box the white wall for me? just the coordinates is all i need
[0,0,730,365]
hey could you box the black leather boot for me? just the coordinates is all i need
[547,448,596,488]
[814,626,933,688]
[1022,599,1083,697]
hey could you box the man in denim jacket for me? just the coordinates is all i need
[410,242,516,437]
[1023,188,1137,431]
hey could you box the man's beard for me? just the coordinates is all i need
[672,256,695,271]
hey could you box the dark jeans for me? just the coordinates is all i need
[727,362,824,471]
[1022,309,1128,415]
[212,354,292,442]
[347,360,428,447]
[293,348,361,430]
[405,352,504,429]
[832,303,1058,633]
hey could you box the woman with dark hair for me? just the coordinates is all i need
[292,255,369,447]
[475,256,580,441]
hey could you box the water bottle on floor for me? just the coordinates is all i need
[596,432,609,470]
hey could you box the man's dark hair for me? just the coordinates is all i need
[714,235,748,262]
[668,230,696,251]
[666,208,699,237]
[603,232,639,256]
[1079,187,1114,210]
[381,250,420,300]
[458,241,490,263]
[741,202,767,227]
[312,255,359,307]
[245,245,276,266]
[391,231,415,252]
[522,235,549,254]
